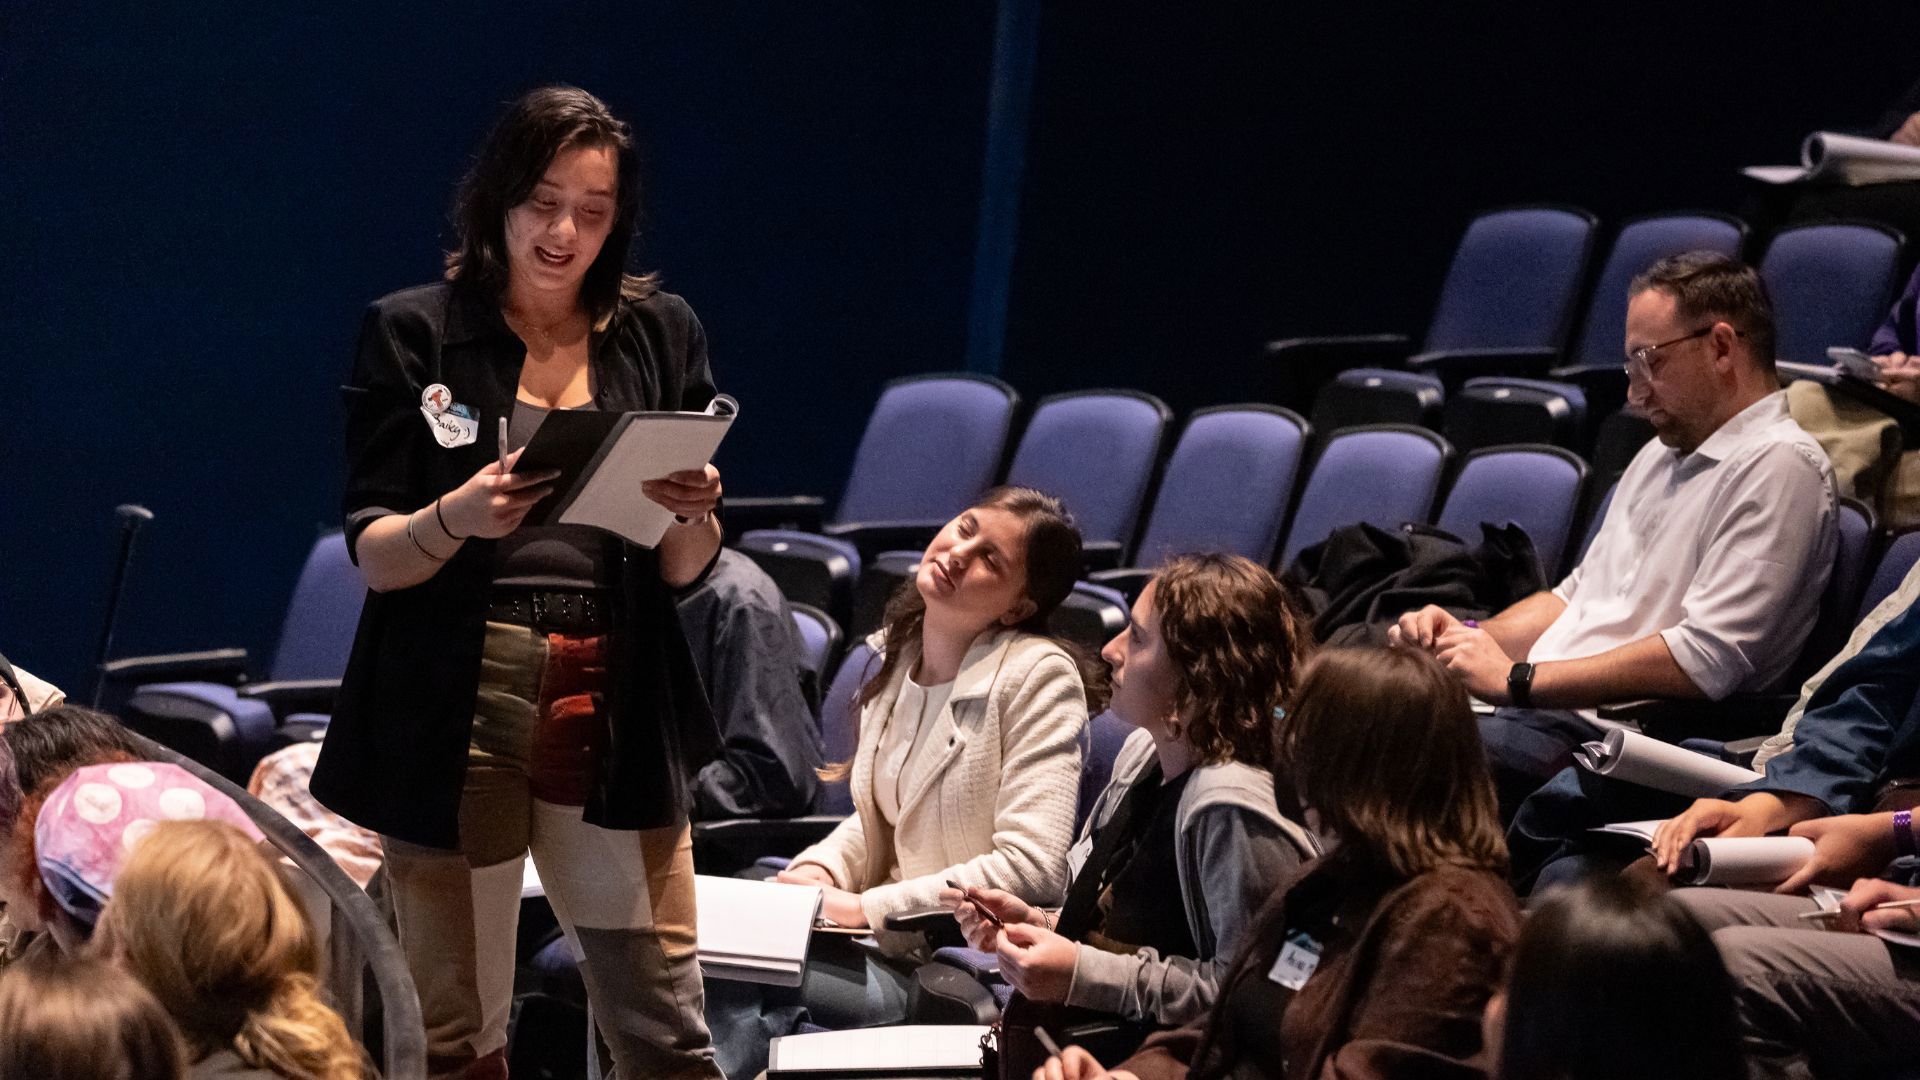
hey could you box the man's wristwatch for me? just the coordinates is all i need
[1507,662,1536,709]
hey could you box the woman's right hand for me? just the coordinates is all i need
[942,886,1039,952]
[438,450,560,540]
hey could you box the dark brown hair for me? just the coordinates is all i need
[1629,251,1777,370]
[445,85,658,323]
[823,487,1087,781]
[1152,553,1311,769]
[1279,647,1506,878]
[0,953,188,1080]
[1498,876,1743,1080]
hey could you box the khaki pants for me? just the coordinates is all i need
[384,621,721,1080]
[1674,887,1920,1080]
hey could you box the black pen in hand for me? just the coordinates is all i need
[947,879,1004,927]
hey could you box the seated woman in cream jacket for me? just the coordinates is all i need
[780,486,1091,930]
[698,486,1093,1071]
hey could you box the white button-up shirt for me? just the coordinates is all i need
[1528,391,1838,701]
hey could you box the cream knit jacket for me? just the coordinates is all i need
[791,627,1088,932]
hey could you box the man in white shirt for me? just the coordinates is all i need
[1392,252,1839,817]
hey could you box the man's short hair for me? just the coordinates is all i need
[1629,251,1777,370]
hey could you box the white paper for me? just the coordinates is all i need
[768,1025,989,1074]
[1743,131,1920,186]
[1678,836,1815,887]
[1573,728,1763,798]
[1590,819,1664,844]
[558,395,737,548]
[694,874,822,987]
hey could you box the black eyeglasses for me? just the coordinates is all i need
[1624,325,1741,381]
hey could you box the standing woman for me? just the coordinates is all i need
[312,86,727,1080]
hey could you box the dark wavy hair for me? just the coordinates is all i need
[444,85,658,323]
[1279,647,1506,879]
[823,487,1091,782]
[1151,553,1311,769]
[1498,876,1743,1080]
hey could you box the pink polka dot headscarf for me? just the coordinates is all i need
[34,761,264,930]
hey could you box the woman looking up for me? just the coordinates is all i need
[703,487,1091,1080]
[313,85,726,1079]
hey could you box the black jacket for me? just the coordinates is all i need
[312,280,722,848]
[1286,521,1546,646]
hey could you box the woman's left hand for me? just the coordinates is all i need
[820,886,869,929]
[643,465,722,522]
[996,923,1078,1003]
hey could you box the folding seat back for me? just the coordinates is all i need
[814,641,879,815]
[1576,482,1616,566]
[1308,368,1443,436]
[1761,223,1905,365]
[1077,711,1135,834]
[1797,498,1877,684]
[1584,408,1656,532]
[1131,406,1308,568]
[836,374,1020,526]
[1436,446,1589,577]
[788,603,842,709]
[1279,425,1453,568]
[1863,529,1920,618]
[1004,390,1173,556]
[736,533,859,632]
[1422,206,1599,354]
[269,531,365,681]
[1566,212,1748,371]
[1046,582,1131,657]
[1442,377,1588,453]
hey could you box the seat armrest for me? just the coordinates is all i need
[884,908,969,951]
[238,679,341,720]
[822,521,947,560]
[1087,567,1154,599]
[689,815,846,856]
[1404,346,1563,384]
[1596,693,1797,744]
[1264,334,1414,408]
[1723,735,1772,770]
[99,649,250,686]
[720,496,827,539]
[1081,541,1126,574]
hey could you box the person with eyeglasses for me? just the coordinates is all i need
[1390,251,1838,823]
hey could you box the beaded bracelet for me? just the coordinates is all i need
[1896,809,1916,858]
[406,512,447,563]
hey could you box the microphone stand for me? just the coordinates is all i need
[91,504,154,708]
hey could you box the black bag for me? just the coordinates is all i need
[981,996,1157,1080]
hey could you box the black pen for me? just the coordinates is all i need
[946,879,1003,927]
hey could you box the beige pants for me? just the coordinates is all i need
[1674,887,1920,1080]
[384,622,721,1080]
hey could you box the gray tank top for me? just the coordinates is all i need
[492,400,614,590]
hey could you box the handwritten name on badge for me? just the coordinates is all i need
[420,383,479,448]
[1267,931,1322,991]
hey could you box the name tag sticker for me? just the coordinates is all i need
[1268,932,1322,991]
[418,384,479,448]
[421,405,479,448]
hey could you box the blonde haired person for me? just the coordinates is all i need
[0,953,188,1080]
[94,820,366,1080]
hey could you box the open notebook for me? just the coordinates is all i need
[768,1025,990,1078]
[521,867,822,986]
[514,394,738,548]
